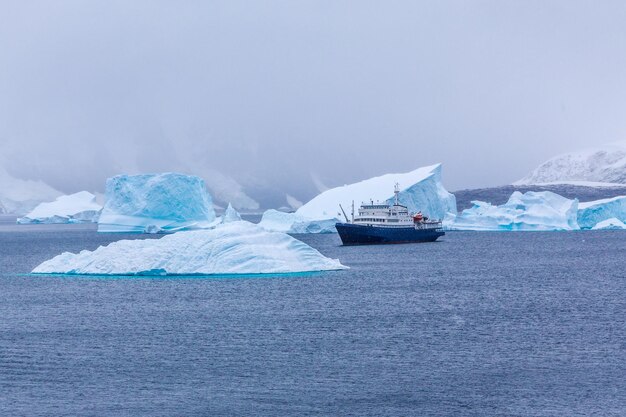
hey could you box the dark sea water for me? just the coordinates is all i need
[1,221,625,416]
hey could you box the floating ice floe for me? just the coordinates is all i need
[259,164,456,234]
[577,195,626,229]
[17,191,102,224]
[591,218,626,230]
[32,221,347,275]
[97,173,216,233]
[447,191,580,231]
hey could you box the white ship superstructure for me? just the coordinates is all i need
[346,184,441,230]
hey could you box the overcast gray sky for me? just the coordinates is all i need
[1,0,625,206]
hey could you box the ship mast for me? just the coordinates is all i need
[394,183,400,206]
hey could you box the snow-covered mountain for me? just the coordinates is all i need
[515,141,626,185]
[0,167,62,214]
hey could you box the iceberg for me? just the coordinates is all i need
[32,221,347,275]
[260,164,456,233]
[221,203,242,223]
[577,196,626,229]
[448,191,580,231]
[591,218,626,230]
[17,191,102,224]
[98,173,216,233]
[258,209,338,234]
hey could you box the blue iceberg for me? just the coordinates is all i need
[448,191,580,231]
[577,196,626,229]
[97,173,216,233]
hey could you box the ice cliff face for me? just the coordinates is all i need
[578,196,626,229]
[17,191,102,224]
[515,141,626,185]
[97,173,216,233]
[260,164,456,233]
[0,167,62,215]
[448,191,580,231]
[33,221,347,275]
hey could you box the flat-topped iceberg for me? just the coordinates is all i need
[32,221,347,275]
[17,191,102,224]
[577,196,626,229]
[448,191,579,231]
[591,218,626,230]
[98,173,216,233]
[260,164,456,233]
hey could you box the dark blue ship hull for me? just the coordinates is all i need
[336,223,445,246]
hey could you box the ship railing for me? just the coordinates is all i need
[414,220,443,230]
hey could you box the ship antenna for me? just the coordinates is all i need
[394,182,400,206]
[351,200,354,223]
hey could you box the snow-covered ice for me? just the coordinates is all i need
[448,191,580,231]
[33,221,347,275]
[97,173,216,233]
[260,164,456,233]
[515,141,626,185]
[591,218,626,230]
[17,191,102,224]
[578,195,626,229]
[258,210,338,234]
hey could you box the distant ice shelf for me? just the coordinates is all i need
[32,221,348,275]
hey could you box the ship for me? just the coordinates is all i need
[335,184,445,245]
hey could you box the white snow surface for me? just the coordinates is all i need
[33,221,347,275]
[0,167,62,214]
[448,191,580,231]
[97,173,216,233]
[591,218,626,230]
[297,164,456,220]
[259,210,338,234]
[515,141,626,185]
[17,191,102,224]
[577,195,626,229]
